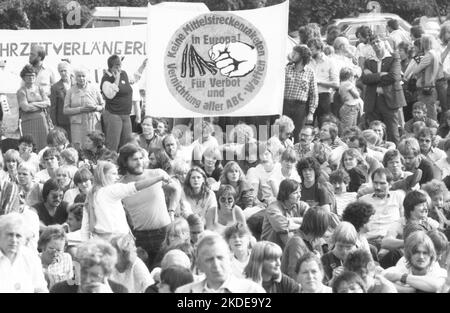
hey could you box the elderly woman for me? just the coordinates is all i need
[244,241,300,293]
[295,252,332,293]
[101,55,133,152]
[17,162,43,207]
[50,239,128,293]
[38,225,74,289]
[3,149,21,185]
[16,64,51,151]
[110,234,154,293]
[205,184,246,233]
[50,61,72,138]
[412,34,445,121]
[64,67,104,150]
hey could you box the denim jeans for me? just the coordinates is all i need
[134,226,168,270]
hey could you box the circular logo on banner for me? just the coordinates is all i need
[164,13,268,115]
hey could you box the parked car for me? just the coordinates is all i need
[327,13,411,46]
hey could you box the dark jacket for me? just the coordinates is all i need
[50,80,71,128]
[361,51,406,112]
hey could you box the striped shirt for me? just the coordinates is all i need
[284,64,318,114]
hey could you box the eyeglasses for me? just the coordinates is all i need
[219,197,234,204]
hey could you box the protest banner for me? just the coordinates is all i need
[0,25,147,137]
[146,1,289,118]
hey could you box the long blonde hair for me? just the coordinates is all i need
[244,241,282,284]
[86,161,117,233]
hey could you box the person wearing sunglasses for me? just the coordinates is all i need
[205,184,246,234]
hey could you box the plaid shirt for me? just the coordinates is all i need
[284,64,319,114]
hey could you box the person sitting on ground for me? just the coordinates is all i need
[267,115,295,157]
[339,148,368,193]
[321,222,358,285]
[398,137,441,185]
[33,179,68,232]
[18,135,39,173]
[383,231,446,293]
[332,271,367,293]
[17,162,43,207]
[186,214,205,246]
[157,266,194,293]
[205,184,246,233]
[342,201,376,257]
[59,148,79,178]
[295,252,332,293]
[404,102,439,134]
[50,239,128,293]
[417,127,446,165]
[244,241,300,293]
[297,157,333,212]
[281,206,330,279]
[344,249,397,293]
[220,161,256,211]
[110,234,154,293]
[180,167,217,222]
[261,179,308,249]
[267,148,301,200]
[329,169,357,217]
[63,167,93,206]
[175,234,265,293]
[35,148,60,184]
[370,120,396,150]
[2,149,23,185]
[38,225,73,289]
[54,165,74,195]
[422,180,450,236]
[379,190,438,269]
[435,139,450,179]
[224,223,253,279]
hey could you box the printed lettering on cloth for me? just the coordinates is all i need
[146,2,288,117]
[0,25,147,135]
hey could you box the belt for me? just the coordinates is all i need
[134,225,168,234]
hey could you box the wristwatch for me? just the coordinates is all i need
[400,273,408,284]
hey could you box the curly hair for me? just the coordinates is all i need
[297,156,321,182]
[342,201,375,232]
[422,179,448,199]
[76,239,117,277]
[332,271,367,293]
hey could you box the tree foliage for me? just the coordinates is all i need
[0,0,448,30]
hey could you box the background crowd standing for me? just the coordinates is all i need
[1,19,450,294]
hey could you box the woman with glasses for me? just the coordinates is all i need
[205,184,246,233]
[38,225,73,289]
[16,64,51,151]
